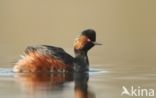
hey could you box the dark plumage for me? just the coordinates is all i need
[13,29,101,72]
[25,45,74,65]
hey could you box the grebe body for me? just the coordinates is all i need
[13,29,101,72]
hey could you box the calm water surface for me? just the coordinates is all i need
[0,63,155,98]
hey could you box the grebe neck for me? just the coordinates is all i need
[74,50,89,72]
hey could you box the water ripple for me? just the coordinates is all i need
[0,68,14,77]
[0,67,107,77]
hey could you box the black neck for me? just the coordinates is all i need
[74,50,89,72]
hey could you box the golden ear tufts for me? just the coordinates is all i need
[73,36,89,50]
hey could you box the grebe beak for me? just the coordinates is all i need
[92,42,102,45]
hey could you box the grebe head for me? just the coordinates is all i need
[74,29,101,52]
[73,29,101,72]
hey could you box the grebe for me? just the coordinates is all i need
[13,29,101,72]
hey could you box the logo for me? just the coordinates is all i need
[121,86,155,97]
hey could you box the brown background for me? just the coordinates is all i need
[0,0,156,66]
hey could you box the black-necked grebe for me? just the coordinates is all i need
[13,29,101,72]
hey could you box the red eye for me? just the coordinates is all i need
[87,38,91,42]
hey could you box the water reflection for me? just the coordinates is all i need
[14,72,95,98]
[15,73,73,93]
[74,73,95,98]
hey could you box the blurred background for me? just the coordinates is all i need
[0,1,156,98]
[0,0,156,67]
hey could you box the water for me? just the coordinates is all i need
[0,66,155,98]
[0,0,156,98]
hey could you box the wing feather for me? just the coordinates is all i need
[24,45,74,65]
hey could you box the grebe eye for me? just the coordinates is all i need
[87,38,91,42]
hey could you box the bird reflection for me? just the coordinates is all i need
[74,72,95,98]
[14,72,95,98]
[14,72,73,93]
